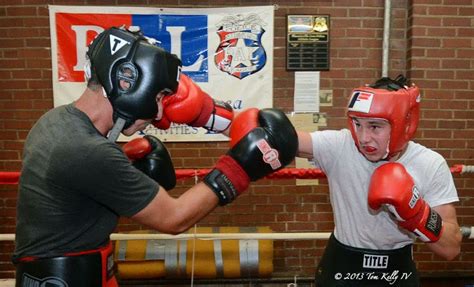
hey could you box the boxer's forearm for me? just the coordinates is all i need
[427,204,462,260]
[296,131,314,158]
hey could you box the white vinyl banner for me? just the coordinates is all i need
[49,5,274,141]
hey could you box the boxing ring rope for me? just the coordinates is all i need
[0,164,473,185]
[0,229,472,242]
[0,232,333,242]
[0,165,473,241]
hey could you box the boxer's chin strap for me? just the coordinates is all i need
[108,118,126,142]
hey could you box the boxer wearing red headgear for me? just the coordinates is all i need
[347,76,420,160]
[296,75,461,287]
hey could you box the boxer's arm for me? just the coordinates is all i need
[132,108,298,232]
[131,183,219,234]
[297,131,314,158]
[426,203,461,260]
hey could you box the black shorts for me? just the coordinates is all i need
[315,234,419,287]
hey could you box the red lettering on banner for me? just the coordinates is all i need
[55,13,132,82]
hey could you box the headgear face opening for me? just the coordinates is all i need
[346,76,421,158]
[85,26,182,130]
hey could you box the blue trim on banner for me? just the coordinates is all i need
[132,14,208,82]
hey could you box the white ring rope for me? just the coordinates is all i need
[0,229,472,241]
[461,226,474,239]
[462,165,474,174]
[0,232,333,242]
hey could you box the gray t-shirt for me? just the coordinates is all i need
[13,103,159,260]
[310,129,458,249]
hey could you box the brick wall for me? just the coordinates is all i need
[0,0,473,281]
[408,1,474,277]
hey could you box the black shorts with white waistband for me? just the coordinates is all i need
[315,234,419,287]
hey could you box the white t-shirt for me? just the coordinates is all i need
[309,129,459,250]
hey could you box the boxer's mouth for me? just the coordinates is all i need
[363,146,377,153]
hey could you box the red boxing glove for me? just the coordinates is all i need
[123,137,152,160]
[368,162,443,242]
[152,74,233,132]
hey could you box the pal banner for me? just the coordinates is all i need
[49,5,274,142]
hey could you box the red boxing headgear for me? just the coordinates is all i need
[347,84,420,157]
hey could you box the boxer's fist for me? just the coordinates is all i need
[123,135,176,190]
[204,108,298,205]
[368,162,443,242]
[152,74,233,132]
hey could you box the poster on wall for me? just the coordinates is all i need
[49,5,274,142]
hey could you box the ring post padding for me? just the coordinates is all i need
[114,227,274,279]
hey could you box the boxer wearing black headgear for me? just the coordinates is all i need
[84,26,182,141]
[14,23,299,287]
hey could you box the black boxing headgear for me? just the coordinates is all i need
[85,26,182,139]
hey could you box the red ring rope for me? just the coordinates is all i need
[0,165,470,185]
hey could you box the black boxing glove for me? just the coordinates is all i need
[204,108,298,205]
[122,135,176,190]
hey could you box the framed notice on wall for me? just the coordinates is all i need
[286,15,330,71]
